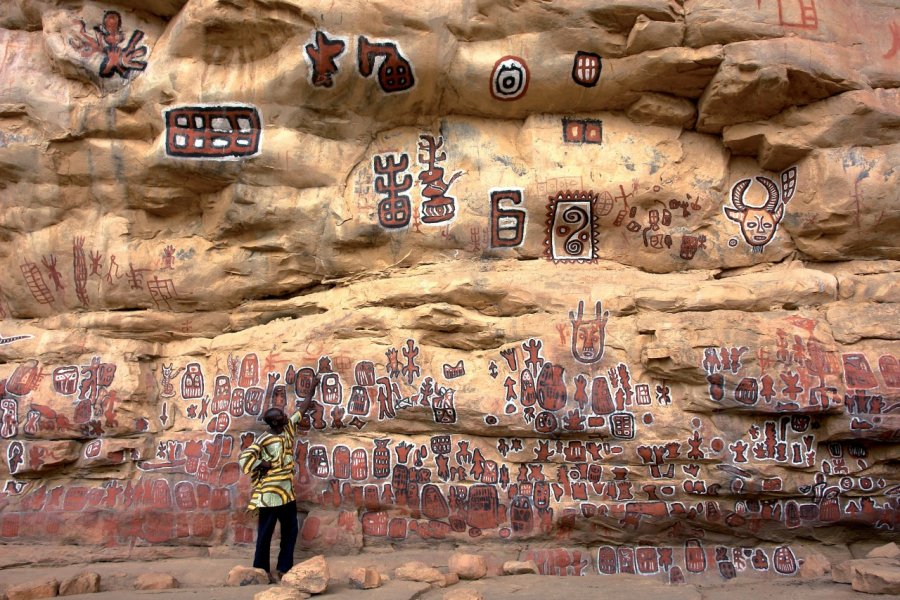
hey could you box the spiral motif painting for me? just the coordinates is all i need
[544,190,599,263]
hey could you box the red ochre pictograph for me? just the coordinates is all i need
[164,106,262,159]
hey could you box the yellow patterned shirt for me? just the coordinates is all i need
[239,411,301,510]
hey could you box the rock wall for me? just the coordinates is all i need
[0,0,898,583]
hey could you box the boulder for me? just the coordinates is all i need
[797,551,830,578]
[394,561,445,584]
[832,559,861,584]
[348,567,381,590]
[281,555,329,594]
[867,543,900,560]
[10,441,80,476]
[851,562,900,595]
[253,587,311,600]
[502,561,540,575]
[444,588,484,600]
[833,558,899,584]
[448,553,488,580]
[59,572,101,596]
[134,573,179,590]
[226,566,271,586]
[6,579,60,600]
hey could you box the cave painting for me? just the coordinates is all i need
[164,105,262,159]
[4,356,121,441]
[417,135,463,224]
[68,10,149,80]
[595,542,798,579]
[489,189,527,248]
[2,246,896,554]
[3,6,898,564]
[724,166,797,252]
[20,260,54,305]
[562,118,602,145]
[16,237,189,311]
[544,190,599,263]
[758,0,819,30]
[595,181,707,258]
[365,149,712,262]
[304,30,346,87]
[885,21,900,60]
[7,360,44,397]
[569,301,609,364]
[695,321,898,516]
[373,153,414,229]
[373,134,464,231]
[6,441,24,475]
[358,36,415,93]
[490,56,530,101]
[1,398,18,438]
[0,332,32,345]
[1,327,896,555]
[302,32,415,93]
[159,363,182,399]
[489,329,663,442]
[572,51,602,87]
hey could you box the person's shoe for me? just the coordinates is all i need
[276,571,287,582]
[267,572,278,584]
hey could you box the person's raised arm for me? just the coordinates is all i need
[291,373,320,423]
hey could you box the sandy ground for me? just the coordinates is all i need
[0,544,893,600]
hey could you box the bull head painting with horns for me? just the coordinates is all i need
[724,166,797,252]
[569,300,610,364]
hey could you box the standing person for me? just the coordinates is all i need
[239,386,313,582]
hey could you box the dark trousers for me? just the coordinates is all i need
[253,500,299,574]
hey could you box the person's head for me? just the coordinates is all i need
[263,407,288,432]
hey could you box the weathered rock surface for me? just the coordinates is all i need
[444,589,484,600]
[832,558,899,584]
[134,573,179,590]
[6,578,59,600]
[253,587,311,600]
[867,542,900,560]
[797,551,830,578]
[723,89,900,170]
[226,566,270,587]
[502,561,540,576]
[438,572,460,588]
[0,0,898,589]
[394,562,444,584]
[448,554,487,580]
[58,572,101,596]
[348,567,382,590]
[850,561,900,595]
[281,555,329,595]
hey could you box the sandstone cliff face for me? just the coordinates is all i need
[0,0,898,583]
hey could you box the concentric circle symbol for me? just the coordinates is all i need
[490,56,530,101]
